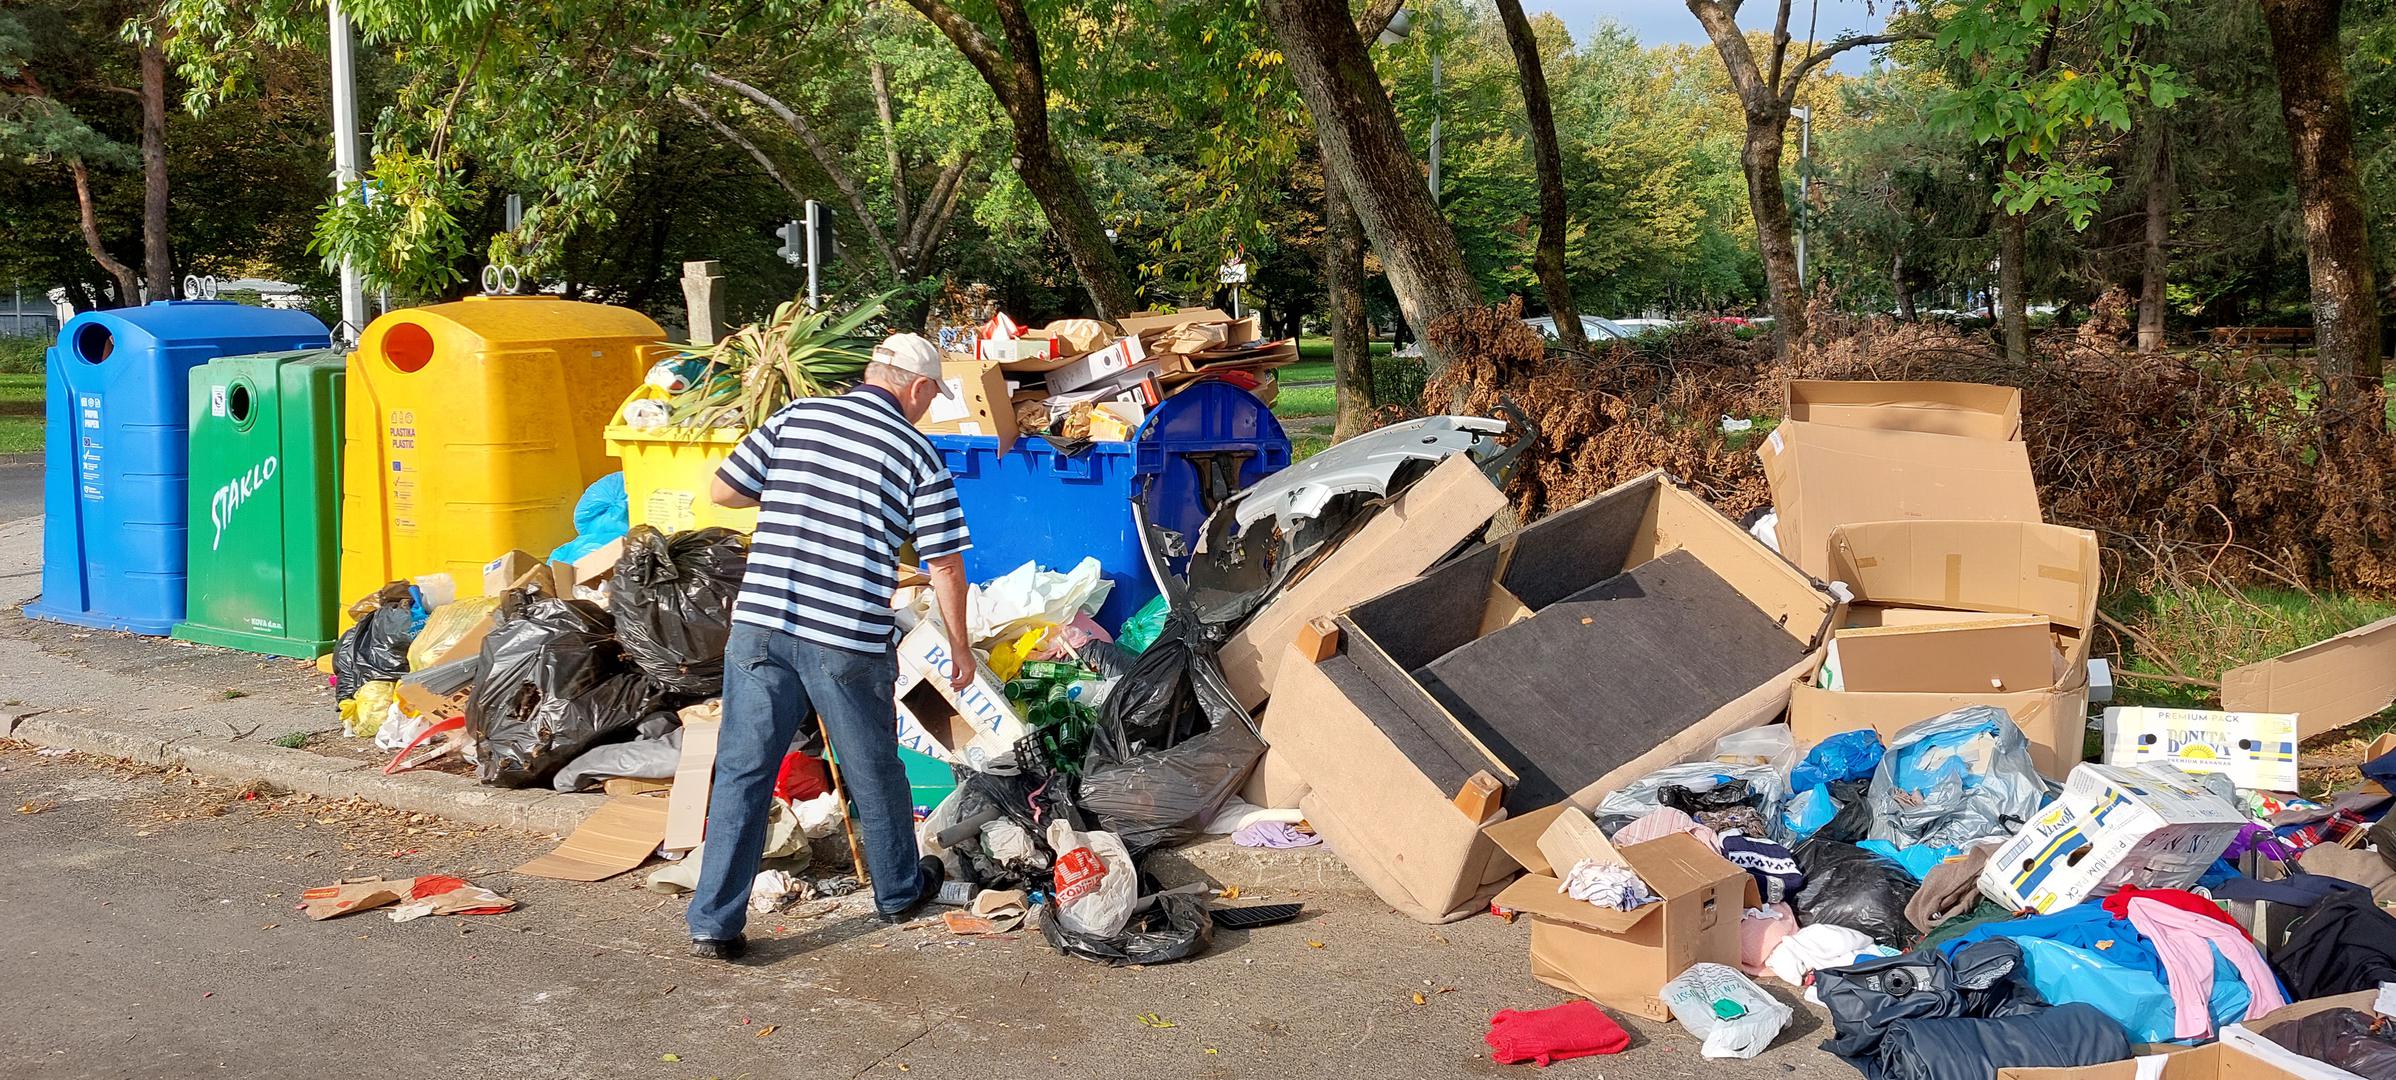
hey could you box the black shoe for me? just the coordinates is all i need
[690,936,747,961]
[877,857,948,925]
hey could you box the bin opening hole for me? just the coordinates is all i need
[228,384,253,424]
[75,324,113,364]
[384,322,434,373]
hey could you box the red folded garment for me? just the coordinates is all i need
[1486,1000,1630,1067]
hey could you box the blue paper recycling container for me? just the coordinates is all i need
[927,381,1290,630]
[28,301,331,635]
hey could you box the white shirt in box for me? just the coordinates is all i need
[1979,762,2247,914]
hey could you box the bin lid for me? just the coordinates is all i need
[58,300,330,352]
[1131,379,1288,451]
[367,296,664,345]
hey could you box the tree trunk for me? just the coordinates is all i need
[2260,0,2384,428]
[1739,114,1807,354]
[1998,212,2030,363]
[2138,131,2173,352]
[1893,250,1915,320]
[1260,0,1482,371]
[67,157,142,304]
[139,42,174,301]
[1492,0,1584,353]
[899,0,1139,319]
[1326,177,1376,441]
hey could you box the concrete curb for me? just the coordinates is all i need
[4,709,600,835]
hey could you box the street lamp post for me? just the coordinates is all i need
[1376,10,1439,203]
[328,0,366,343]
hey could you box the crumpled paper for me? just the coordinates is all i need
[967,558,1112,646]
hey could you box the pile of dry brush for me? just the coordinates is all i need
[1421,297,2396,595]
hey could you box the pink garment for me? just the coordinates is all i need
[1741,902,1796,976]
[2125,896,2288,1040]
[1613,807,1721,851]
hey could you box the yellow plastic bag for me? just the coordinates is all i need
[986,625,1056,683]
[409,596,501,670]
[345,680,397,739]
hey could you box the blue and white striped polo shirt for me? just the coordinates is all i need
[716,386,971,653]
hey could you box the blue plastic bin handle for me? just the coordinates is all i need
[1044,447,1099,482]
[941,446,978,478]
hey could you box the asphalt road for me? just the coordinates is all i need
[0,454,38,525]
[0,742,1860,1080]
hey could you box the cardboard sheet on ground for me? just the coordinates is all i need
[516,794,672,881]
[663,702,722,852]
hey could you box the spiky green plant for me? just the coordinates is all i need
[664,292,893,429]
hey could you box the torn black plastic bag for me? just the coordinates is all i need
[1098,611,1245,754]
[1794,839,1923,949]
[612,526,748,695]
[333,582,416,700]
[467,596,671,788]
[1816,939,2046,1059]
[1079,620,1265,854]
[1040,891,1213,965]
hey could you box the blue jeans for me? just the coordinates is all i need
[686,622,927,941]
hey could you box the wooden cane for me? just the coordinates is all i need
[816,714,872,886]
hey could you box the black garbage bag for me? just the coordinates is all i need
[2261,1008,2396,1079]
[1661,779,1761,816]
[1039,892,1213,966]
[1098,612,1244,755]
[1079,716,1266,855]
[1793,839,1923,948]
[1876,1003,2129,1080]
[467,596,672,788]
[1817,939,2045,1059]
[333,582,416,700]
[1813,779,1879,845]
[612,526,747,695]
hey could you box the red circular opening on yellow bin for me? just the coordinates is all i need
[383,322,434,374]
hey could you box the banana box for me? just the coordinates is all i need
[1981,763,2247,914]
[2100,706,2301,792]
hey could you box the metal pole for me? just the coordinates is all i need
[803,199,821,310]
[1795,106,1811,289]
[328,0,366,344]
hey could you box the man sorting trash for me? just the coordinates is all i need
[687,332,975,960]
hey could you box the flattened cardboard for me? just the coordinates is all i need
[1828,520,2101,632]
[1533,807,1626,884]
[1833,616,2055,694]
[482,550,542,597]
[917,357,1019,454]
[1999,1043,2302,1080]
[2220,613,2396,739]
[2100,707,2300,791]
[1762,423,2043,579]
[515,794,672,881]
[1980,763,2246,914]
[662,703,721,852]
[1220,454,1506,710]
[1112,308,1232,338]
[1786,379,2024,441]
[1493,832,1755,1020]
[1789,674,2090,780]
[1043,335,1150,393]
[1844,604,2042,629]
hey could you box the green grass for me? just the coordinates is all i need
[1293,336,1395,362]
[0,337,44,375]
[2108,584,2396,721]
[1290,434,1330,461]
[0,373,42,454]
[1279,359,1333,385]
[1273,384,1334,419]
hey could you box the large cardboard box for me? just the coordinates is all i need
[917,357,1019,454]
[2101,706,2300,791]
[1786,378,2024,441]
[893,618,1029,773]
[1220,454,1508,713]
[1763,382,2044,579]
[1485,812,1754,1021]
[1831,616,2057,694]
[1980,762,2247,914]
[1257,471,1837,922]
[2221,613,2396,739]
[1792,520,2103,778]
[1999,1043,2307,1080]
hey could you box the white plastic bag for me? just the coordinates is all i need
[969,558,1113,645]
[1046,818,1136,939]
[1661,962,1793,1059]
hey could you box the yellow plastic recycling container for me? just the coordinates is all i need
[340,296,661,604]
[603,385,759,535]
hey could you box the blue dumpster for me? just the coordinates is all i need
[28,301,331,634]
[928,381,1290,629]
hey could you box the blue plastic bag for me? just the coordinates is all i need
[551,472,630,564]
[1792,729,1884,792]
[1785,785,1839,839]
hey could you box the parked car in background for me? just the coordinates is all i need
[1525,315,1635,344]
[1609,318,1677,336]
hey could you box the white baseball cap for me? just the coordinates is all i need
[872,333,955,399]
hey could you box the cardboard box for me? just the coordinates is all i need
[1832,616,2056,694]
[1980,763,2247,914]
[1999,1043,2305,1080]
[1257,470,1837,922]
[482,550,543,597]
[2221,613,2396,739]
[917,357,1019,454]
[1043,335,1149,393]
[893,618,1031,773]
[2100,706,2300,791]
[1222,454,1508,713]
[1113,308,1233,339]
[1485,814,1755,1021]
[1762,400,2044,579]
[1827,520,2100,635]
[1789,676,2089,780]
[1786,379,2024,441]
